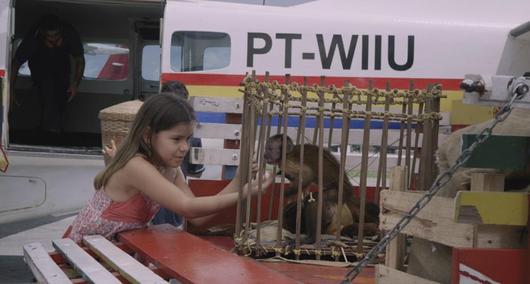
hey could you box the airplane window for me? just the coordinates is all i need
[171,31,230,72]
[142,45,160,81]
[204,47,230,70]
[17,42,130,81]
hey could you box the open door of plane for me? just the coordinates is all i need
[0,0,12,172]
[0,0,163,224]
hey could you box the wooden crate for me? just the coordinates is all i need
[377,167,529,284]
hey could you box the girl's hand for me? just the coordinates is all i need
[234,161,259,180]
[243,170,275,197]
[103,139,117,159]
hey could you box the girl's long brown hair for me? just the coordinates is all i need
[94,93,196,190]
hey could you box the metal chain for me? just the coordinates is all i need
[341,90,526,283]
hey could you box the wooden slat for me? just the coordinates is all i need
[381,190,526,248]
[190,147,240,165]
[191,147,408,171]
[53,238,121,284]
[118,227,298,284]
[195,123,242,139]
[385,167,406,270]
[380,190,475,248]
[470,173,505,192]
[475,225,526,248]
[83,235,168,284]
[375,265,440,284]
[193,123,449,146]
[455,192,528,226]
[23,242,71,284]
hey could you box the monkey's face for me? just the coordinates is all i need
[264,140,281,165]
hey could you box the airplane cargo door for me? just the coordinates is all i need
[134,21,160,101]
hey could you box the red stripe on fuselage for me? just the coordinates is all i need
[161,73,462,90]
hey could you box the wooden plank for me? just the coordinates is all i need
[53,238,121,284]
[191,147,409,172]
[23,242,71,284]
[380,190,475,248]
[381,212,475,248]
[190,148,240,165]
[455,192,528,226]
[118,226,298,284]
[193,123,449,146]
[375,265,440,284]
[195,123,242,139]
[83,235,168,284]
[470,173,505,192]
[475,225,526,248]
[381,190,456,220]
[385,167,407,270]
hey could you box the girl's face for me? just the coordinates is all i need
[149,122,195,168]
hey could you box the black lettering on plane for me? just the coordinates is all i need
[317,34,358,70]
[388,35,414,71]
[362,35,369,70]
[246,32,415,71]
[374,35,382,70]
[247,33,272,67]
[276,33,302,68]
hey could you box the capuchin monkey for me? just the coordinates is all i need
[264,134,379,243]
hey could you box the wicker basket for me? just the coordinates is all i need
[98,100,143,148]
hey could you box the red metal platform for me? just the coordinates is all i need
[119,225,375,284]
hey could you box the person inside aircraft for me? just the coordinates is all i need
[10,14,85,133]
[64,93,273,243]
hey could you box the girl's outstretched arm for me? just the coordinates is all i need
[177,163,272,227]
[119,157,273,219]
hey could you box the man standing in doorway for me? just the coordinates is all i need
[10,14,84,133]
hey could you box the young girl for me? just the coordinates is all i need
[65,93,273,243]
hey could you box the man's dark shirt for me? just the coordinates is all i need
[15,22,83,83]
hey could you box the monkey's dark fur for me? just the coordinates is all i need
[264,134,379,242]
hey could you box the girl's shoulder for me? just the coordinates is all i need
[122,155,156,176]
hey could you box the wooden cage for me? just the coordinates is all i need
[233,73,444,262]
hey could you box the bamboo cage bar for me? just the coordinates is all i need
[294,78,308,259]
[335,82,352,244]
[404,83,414,189]
[234,73,252,236]
[244,91,257,239]
[274,83,290,253]
[254,91,268,254]
[375,82,392,203]
[314,77,326,259]
[356,81,373,252]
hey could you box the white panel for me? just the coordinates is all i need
[190,147,240,166]
[191,96,244,113]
